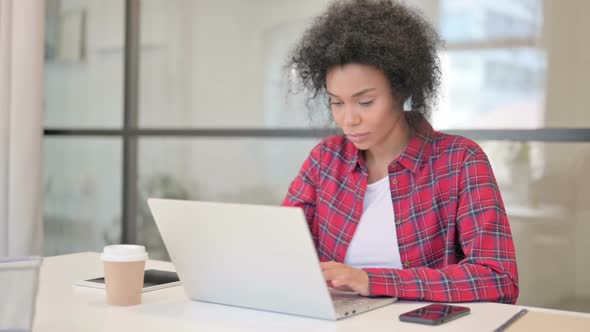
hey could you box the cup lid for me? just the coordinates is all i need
[101,245,148,262]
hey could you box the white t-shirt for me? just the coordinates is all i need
[343,176,403,269]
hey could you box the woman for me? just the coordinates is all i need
[282,0,519,303]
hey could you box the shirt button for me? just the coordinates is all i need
[392,179,398,185]
[395,219,402,225]
[404,261,411,268]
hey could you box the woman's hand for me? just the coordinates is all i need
[320,261,370,296]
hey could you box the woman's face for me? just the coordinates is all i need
[326,63,403,151]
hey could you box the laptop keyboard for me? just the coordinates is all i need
[329,289,397,317]
[330,291,375,309]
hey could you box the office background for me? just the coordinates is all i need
[42,0,590,314]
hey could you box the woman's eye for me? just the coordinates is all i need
[330,100,344,106]
[359,100,374,106]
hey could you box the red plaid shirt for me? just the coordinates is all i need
[283,120,519,303]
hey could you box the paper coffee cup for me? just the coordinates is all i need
[101,245,148,306]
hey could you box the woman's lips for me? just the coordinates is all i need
[346,132,370,143]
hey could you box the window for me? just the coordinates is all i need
[44,0,590,313]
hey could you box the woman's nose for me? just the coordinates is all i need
[343,107,361,127]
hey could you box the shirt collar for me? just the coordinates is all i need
[348,118,435,174]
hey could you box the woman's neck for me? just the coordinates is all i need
[365,116,413,183]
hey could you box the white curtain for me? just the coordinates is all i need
[0,0,45,257]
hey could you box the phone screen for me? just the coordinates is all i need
[399,304,470,325]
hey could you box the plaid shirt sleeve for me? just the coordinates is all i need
[282,144,321,246]
[363,151,519,303]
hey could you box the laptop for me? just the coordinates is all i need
[147,198,397,320]
[0,256,42,331]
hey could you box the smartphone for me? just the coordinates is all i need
[399,304,470,325]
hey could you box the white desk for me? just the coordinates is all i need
[33,253,590,332]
